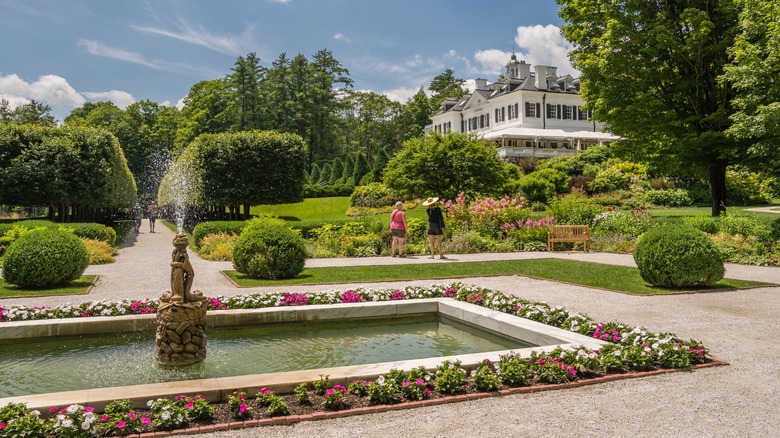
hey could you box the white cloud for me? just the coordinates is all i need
[514,24,576,75]
[132,19,255,56]
[78,39,161,69]
[176,97,186,109]
[382,86,424,103]
[0,72,137,118]
[82,90,136,109]
[334,33,351,44]
[0,73,85,107]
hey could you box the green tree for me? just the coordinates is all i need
[228,52,265,131]
[10,100,57,126]
[159,131,306,220]
[384,132,507,200]
[723,0,780,180]
[352,151,371,183]
[342,91,403,159]
[372,147,390,180]
[342,154,355,181]
[318,162,332,185]
[428,69,467,110]
[329,157,344,184]
[397,87,433,142]
[558,0,745,215]
[309,162,321,185]
[174,79,232,154]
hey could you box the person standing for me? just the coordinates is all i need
[147,201,159,233]
[423,197,446,259]
[389,201,408,257]
[132,203,143,233]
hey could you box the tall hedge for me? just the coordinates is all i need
[0,124,136,222]
[159,130,306,220]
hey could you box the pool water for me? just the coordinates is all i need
[0,314,533,397]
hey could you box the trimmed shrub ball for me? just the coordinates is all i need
[2,229,90,288]
[633,225,725,288]
[232,224,306,280]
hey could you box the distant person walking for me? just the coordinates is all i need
[132,203,143,233]
[389,201,407,257]
[423,197,446,259]
[147,201,159,233]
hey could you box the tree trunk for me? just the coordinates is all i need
[709,160,728,217]
[243,203,250,220]
[48,204,56,221]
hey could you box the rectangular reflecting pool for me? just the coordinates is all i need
[0,314,532,398]
[0,298,606,410]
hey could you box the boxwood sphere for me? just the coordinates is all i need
[232,224,306,279]
[633,225,724,288]
[2,229,90,288]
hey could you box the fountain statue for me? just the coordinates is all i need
[155,234,208,366]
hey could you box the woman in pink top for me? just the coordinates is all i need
[389,201,408,257]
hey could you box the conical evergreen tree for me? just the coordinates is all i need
[309,163,321,185]
[329,157,344,184]
[342,155,355,181]
[352,152,370,183]
[318,162,332,184]
[372,147,390,180]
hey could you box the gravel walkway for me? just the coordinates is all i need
[2,220,779,436]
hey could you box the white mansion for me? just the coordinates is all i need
[427,53,617,161]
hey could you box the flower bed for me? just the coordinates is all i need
[1,283,714,436]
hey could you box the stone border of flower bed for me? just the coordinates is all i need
[124,360,728,437]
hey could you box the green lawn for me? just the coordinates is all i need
[250,196,429,223]
[0,275,96,298]
[223,259,768,295]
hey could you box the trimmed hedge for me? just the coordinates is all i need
[633,225,725,288]
[232,219,306,279]
[192,221,247,249]
[2,229,90,287]
[0,220,116,246]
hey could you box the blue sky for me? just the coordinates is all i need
[0,0,573,122]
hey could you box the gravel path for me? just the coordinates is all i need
[2,220,779,436]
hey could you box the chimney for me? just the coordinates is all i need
[475,78,488,90]
[518,61,531,79]
[534,65,548,90]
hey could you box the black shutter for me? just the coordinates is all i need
[557,104,562,119]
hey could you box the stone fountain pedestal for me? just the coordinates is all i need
[156,234,208,366]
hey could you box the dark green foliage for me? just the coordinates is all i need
[683,216,718,235]
[547,193,605,225]
[232,219,306,279]
[68,223,117,246]
[384,132,507,200]
[342,155,355,181]
[329,157,344,183]
[192,221,248,249]
[359,171,376,186]
[518,174,557,203]
[352,152,371,182]
[2,229,90,287]
[318,163,333,185]
[633,226,725,288]
[309,163,321,185]
[644,189,693,207]
[772,218,780,241]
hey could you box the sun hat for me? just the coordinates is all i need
[422,197,439,206]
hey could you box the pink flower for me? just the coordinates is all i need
[239,404,247,414]
[101,415,110,423]
[538,359,545,365]
[85,406,94,413]
[116,421,126,429]
[424,388,431,395]
[49,407,59,413]
[186,402,194,409]
[142,417,151,425]
[402,381,410,387]
[416,379,424,385]
[128,411,136,420]
[238,393,245,400]
[0,422,5,431]
[337,398,343,404]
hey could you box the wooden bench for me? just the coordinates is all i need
[548,225,590,252]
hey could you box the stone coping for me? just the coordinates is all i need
[0,299,605,411]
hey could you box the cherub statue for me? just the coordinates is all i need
[163,234,204,303]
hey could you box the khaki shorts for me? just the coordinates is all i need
[390,228,406,238]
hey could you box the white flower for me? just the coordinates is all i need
[377,375,386,386]
[177,414,183,423]
[81,420,91,430]
[57,415,65,421]
[84,412,95,422]
[147,399,153,407]
[161,411,171,421]
[66,404,81,414]
[31,410,40,417]
[62,419,74,428]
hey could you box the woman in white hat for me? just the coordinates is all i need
[423,197,446,259]
[389,201,408,257]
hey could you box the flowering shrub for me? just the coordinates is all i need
[433,360,466,395]
[50,404,98,437]
[400,379,430,400]
[471,359,501,391]
[340,289,364,303]
[322,385,349,410]
[501,215,557,248]
[348,379,371,396]
[256,388,289,416]
[591,208,654,239]
[530,351,578,383]
[180,395,213,421]
[227,391,251,419]
[279,292,310,306]
[0,403,49,437]
[366,376,399,404]
[443,192,529,237]
[497,353,530,387]
[391,290,405,300]
[147,398,186,430]
[100,399,148,436]
[313,375,331,395]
